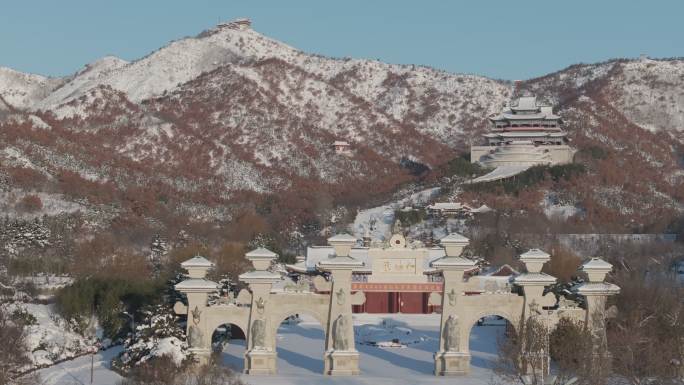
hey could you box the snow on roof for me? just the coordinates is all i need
[175,278,219,291]
[484,132,566,138]
[332,141,350,146]
[427,202,470,211]
[581,257,613,270]
[575,282,620,295]
[486,264,519,277]
[519,249,550,261]
[470,165,530,183]
[284,261,309,273]
[317,255,364,267]
[431,256,477,269]
[180,255,214,268]
[238,270,281,281]
[471,204,493,213]
[327,233,358,243]
[440,233,469,244]
[303,245,446,272]
[513,272,557,284]
[305,246,368,270]
[245,247,278,259]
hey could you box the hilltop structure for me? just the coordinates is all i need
[470,95,576,182]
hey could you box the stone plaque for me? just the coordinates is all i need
[253,359,264,365]
[380,258,416,273]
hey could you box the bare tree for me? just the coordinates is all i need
[493,316,548,385]
[0,307,33,384]
[118,355,246,385]
[608,271,684,385]
[550,317,610,385]
[494,315,611,385]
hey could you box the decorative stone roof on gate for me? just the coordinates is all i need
[304,246,447,273]
[181,255,214,268]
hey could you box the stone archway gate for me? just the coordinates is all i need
[174,233,619,376]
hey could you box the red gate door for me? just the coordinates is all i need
[364,292,390,313]
[399,292,424,314]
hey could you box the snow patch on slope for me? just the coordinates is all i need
[0,67,62,110]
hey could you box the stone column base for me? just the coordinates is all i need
[244,349,277,375]
[434,351,470,376]
[189,348,212,365]
[324,350,360,375]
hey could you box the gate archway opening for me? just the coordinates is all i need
[273,312,327,374]
[213,323,247,372]
[354,313,442,376]
[466,313,517,374]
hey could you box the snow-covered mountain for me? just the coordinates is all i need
[0,19,682,237]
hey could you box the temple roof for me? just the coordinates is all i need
[301,245,448,273]
[490,112,561,121]
[484,132,567,138]
[181,255,214,268]
[490,96,561,122]
[245,247,278,259]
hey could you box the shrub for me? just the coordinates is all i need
[18,194,43,212]
[118,357,245,385]
[578,145,608,160]
[0,307,32,383]
[56,277,164,338]
[464,164,585,196]
[443,155,488,178]
[394,209,427,227]
[399,157,430,177]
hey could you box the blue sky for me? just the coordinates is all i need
[1,0,682,80]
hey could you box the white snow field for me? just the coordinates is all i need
[31,314,506,385]
[351,187,441,241]
[223,314,505,385]
[34,346,124,385]
[470,165,530,184]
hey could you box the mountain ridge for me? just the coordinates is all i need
[0,20,682,248]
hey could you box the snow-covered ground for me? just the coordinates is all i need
[33,346,123,385]
[351,187,441,241]
[4,303,99,369]
[30,314,505,385]
[223,314,504,385]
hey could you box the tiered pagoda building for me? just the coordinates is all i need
[470,95,576,168]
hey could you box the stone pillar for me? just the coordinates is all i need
[432,233,476,376]
[174,256,219,365]
[239,248,281,375]
[513,249,557,378]
[318,234,364,376]
[575,258,619,359]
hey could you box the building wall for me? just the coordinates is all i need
[367,248,429,283]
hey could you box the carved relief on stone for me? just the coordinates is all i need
[188,324,203,348]
[336,288,346,305]
[191,306,202,325]
[255,297,266,315]
[333,314,350,351]
[251,319,266,350]
[444,315,460,352]
[447,288,457,306]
